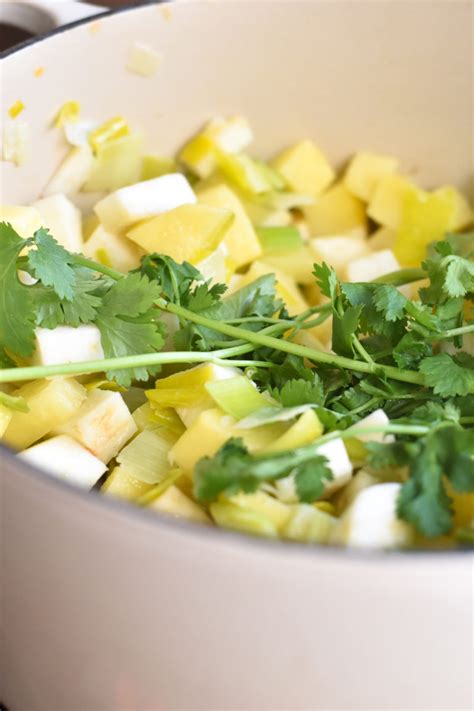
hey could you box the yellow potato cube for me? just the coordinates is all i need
[303,183,367,236]
[271,140,335,196]
[196,182,262,267]
[434,186,473,231]
[368,226,396,251]
[84,225,142,272]
[151,485,211,524]
[263,245,316,285]
[3,378,87,450]
[127,204,233,263]
[344,151,398,202]
[310,232,369,278]
[367,174,414,229]
[264,410,323,453]
[230,260,308,315]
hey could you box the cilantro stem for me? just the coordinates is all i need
[73,254,123,280]
[437,324,474,339]
[0,344,259,384]
[166,303,426,386]
[373,267,426,286]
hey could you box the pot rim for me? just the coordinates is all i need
[1,0,472,563]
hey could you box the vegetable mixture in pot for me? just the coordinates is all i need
[1,111,473,549]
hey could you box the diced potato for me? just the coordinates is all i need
[0,205,42,238]
[83,224,142,272]
[369,226,396,251]
[264,410,323,453]
[0,404,13,437]
[346,249,401,283]
[310,231,369,278]
[230,260,308,315]
[179,116,253,178]
[3,378,87,450]
[282,504,336,544]
[43,145,94,196]
[303,183,367,236]
[82,134,144,192]
[344,151,398,202]
[101,465,153,501]
[147,363,241,412]
[54,389,137,463]
[435,186,473,230]
[355,408,394,443]
[32,325,104,367]
[271,140,335,196]
[196,182,262,268]
[18,434,107,489]
[32,194,83,252]
[394,186,463,265]
[94,173,196,232]
[331,483,414,549]
[150,485,211,524]
[127,204,233,263]
[367,174,414,229]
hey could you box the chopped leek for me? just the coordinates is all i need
[205,376,270,420]
[136,468,184,506]
[8,100,25,119]
[216,152,270,194]
[116,429,177,484]
[88,116,130,153]
[210,501,278,538]
[83,134,143,192]
[141,155,177,181]
[264,409,323,453]
[54,100,80,128]
[256,225,303,254]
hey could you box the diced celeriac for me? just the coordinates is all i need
[310,231,369,278]
[331,483,414,549]
[2,120,29,166]
[355,409,394,443]
[32,325,104,366]
[0,205,42,238]
[18,434,107,489]
[54,389,137,463]
[282,504,336,544]
[275,437,353,502]
[83,224,142,272]
[43,145,94,196]
[150,485,211,524]
[32,194,83,252]
[94,173,196,232]
[2,378,86,450]
[333,469,379,515]
[346,248,401,283]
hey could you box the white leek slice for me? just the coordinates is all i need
[205,376,270,420]
[2,120,30,166]
[32,194,83,252]
[116,429,176,484]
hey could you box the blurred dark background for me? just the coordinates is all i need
[0,0,144,51]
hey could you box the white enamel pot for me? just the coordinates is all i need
[1,2,473,709]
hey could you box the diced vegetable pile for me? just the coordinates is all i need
[1,110,473,549]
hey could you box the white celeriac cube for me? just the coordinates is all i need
[346,248,401,283]
[54,389,137,463]
[32,325,104,366]
[310,231,369,278]
[355,409,394,443]
[94,173,196,232]
[43,145,94,196]
[211,116,254,153]
[0,205,42,237]
[33,193,83,252]
[18,434,107,489]
[276,438,353,502]
[331,483,413,549]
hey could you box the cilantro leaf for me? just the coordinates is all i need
[332,305,361,356]
[28,228,76,300]
[95,273,164,386]
[272,378,324,407]
[194,436,332,503]
[419,353,474,397]
[0,222,36,357]
[373,284,407,322]
[392,333,432,369]
[32,273,104,328]
[313,262,338,301]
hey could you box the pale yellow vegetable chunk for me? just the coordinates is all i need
[127,204,233,263]
[264,410,323,453]
[101,465,153,501]
[435,186,473,230]
[3,378,87,450]
[83,225,142,272]
[367,174,414,229]
[0,404,13,437]
[344,151,398,202]
[303,183,367,236]
[229,260,308,315]
[150,485,211,524]
[310,232,369,279]
[0,205,42,238]
[196,182,262,268]
[271,140,335,196]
